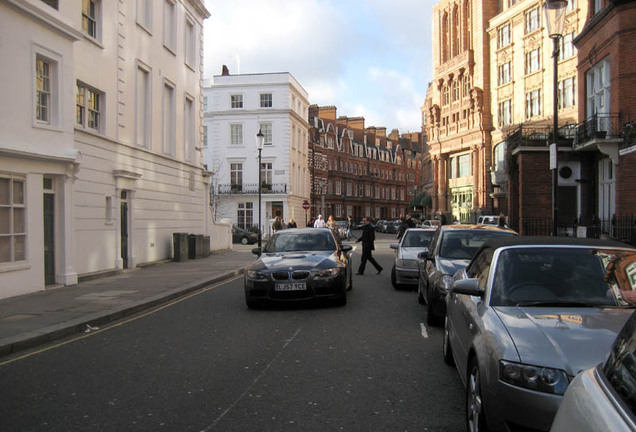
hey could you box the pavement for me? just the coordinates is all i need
[0,247,257,358]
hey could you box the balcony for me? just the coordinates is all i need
[574,113,626,163]
[216,183,288,195]
[574,113,623,148]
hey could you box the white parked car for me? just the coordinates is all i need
[389,228,436,290]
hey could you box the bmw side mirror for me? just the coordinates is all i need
[251,247,262,256]
[390,243,399,250]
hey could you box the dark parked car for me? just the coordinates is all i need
[418,224,517,326]
[232,226,258,245]
[445,237,636,432]
[244,228,353,308]
[390,228,436,290]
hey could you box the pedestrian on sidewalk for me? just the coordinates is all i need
[356,217,383,275]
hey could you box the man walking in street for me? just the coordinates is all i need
[356,217,383,275]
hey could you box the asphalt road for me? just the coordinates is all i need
[0,239,465,432]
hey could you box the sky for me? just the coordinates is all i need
[202,0,434,134]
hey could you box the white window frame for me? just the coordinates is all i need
[230,94,243,109]
[559,32,576,60]
[525,89,542,119]
[162,80,176,156]
[498,23,511,48]
[498,62,511,85]
[558,76,576,109]
[230,124,243,146]
[136,0,153,32]
[184,95,195,161]
[136,61,152,148]
[33,47,61,129]
[259,122,272,145]
[230,163,243,187]
[260,162,273,185]
[82,0,101,41]
[525,7,540,34]
[0,174,27,264]
[586,57,610,120]
[260,93,272,108]
[498,99,512,126]
[184,15,196,69]
[525,48,541,74]
[163,0,176,53]
[76,81,104,132]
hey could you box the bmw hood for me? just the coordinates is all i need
[252,252,339,271]
[438,258,471,276]
[494,307,634,377]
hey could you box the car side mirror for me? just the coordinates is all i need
[340,244,353,253]
[390,242,399,250]
[450,279,483,297]
[251,247,262,256]
[418,250,433,261]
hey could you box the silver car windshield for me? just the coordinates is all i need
[439,231,514,259]
[265,232,336,253]
[490,247,636,307]
[402,231,434,248]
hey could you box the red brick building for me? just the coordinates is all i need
[573,0,636,237]
[308,105,423,224]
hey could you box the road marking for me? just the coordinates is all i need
[202,326,303,431]
[0,276,243,367]
[420,323,429,339]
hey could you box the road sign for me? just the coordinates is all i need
[302,201,310,210]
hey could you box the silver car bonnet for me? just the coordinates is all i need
[494,307,634,377]
[399,247,428,260]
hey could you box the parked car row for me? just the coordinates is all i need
[389,221,636,431]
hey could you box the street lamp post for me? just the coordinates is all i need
[544,0,567,236]
[256,129,265,248]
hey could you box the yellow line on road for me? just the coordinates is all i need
[0,275,242,367]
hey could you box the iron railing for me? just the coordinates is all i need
[516,215,636,246]
[216,183,288,195]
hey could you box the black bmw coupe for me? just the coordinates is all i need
[244,228,354,308]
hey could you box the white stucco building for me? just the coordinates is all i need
[0,0,231,300]
[203,72,311,234]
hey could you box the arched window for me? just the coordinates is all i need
[452,6,460,57]
[463,0,472,51]
[441,12,449,62]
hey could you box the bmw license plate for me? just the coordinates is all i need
[275,282,307,291]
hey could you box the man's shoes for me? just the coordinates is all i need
[377,268,383,275]
[355,272,364,275]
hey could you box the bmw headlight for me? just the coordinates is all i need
[499,360,569,395]
[315,268,340,278]
[247,269,267,280]
[441,275,454,292]
[397,259,419,269]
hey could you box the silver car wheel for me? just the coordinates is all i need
[467,358,487,432]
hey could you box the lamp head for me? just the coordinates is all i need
[544,0,567,39]
[255,129,265,150]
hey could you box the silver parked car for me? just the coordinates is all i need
[390,228,436,290]
[445,237,636,432]
[418,224,517,326]
[550,310,636,432]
